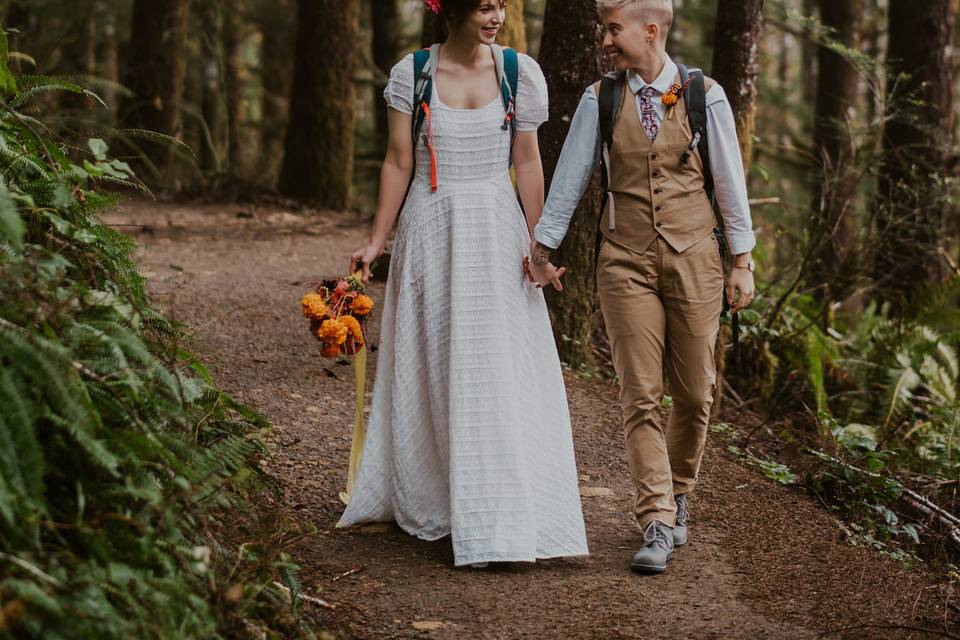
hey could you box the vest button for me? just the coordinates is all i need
[655,206,662,212]
[656,221,663,227]
[652,171,660,178]
[654,188,663,194]
[651,154,658,160]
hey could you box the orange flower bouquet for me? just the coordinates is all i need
[300,272,375,504]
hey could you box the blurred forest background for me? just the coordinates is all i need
[2,0,960,636]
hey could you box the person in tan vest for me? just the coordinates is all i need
[527,0,756,573]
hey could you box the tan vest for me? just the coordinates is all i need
[595,73,716,254]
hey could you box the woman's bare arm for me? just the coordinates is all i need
[350,108,416,279]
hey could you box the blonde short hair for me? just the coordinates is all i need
[597,0,674,34]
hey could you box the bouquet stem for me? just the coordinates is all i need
[339,345,367,505]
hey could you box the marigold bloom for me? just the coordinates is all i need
[321,343,341,358]
[661,91,679,106]
[352,294,374,315]
[341,315,365,346]
[317,318,348,346]
[301,292,328,319]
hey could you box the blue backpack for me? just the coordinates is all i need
[411,44,520,192]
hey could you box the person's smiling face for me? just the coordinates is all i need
[454,0,506,45]
[601,5,661,71]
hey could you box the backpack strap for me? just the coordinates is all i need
[678,63,714,199]
[412,45,441,192]
[492,44,519,162]
[592,71,625,282]
[598,70,624,232]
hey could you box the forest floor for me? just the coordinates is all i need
[109,199,959,640]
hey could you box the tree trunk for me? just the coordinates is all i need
[711,0,764,165]
[256,0,295,185]
[807,0,861,307]
[223,0,247,175]
[278,0,359,208]
[198,0,225,173]
[371,0,402,145]
[710,0,764,416]
[538,0,605,368]
[6,2,34,74]
[96,0,119,112]
[871,0,956,311]
[497,0,527,53]
[122,0,191,177]
[800,0,818,106]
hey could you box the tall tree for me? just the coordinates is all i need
[498,0,527,53]
[255,0,294,184]
[371,0,402,144]
[537,0,605,367]
[223,0,247,174]
[871,0,957,311]
[800,0,818,106]
[95,0,119,112]
[197,0,226,172]
[711,0,764,165]
[122,0,191,176]
[278,0,359,208]
[807,0,862,306]
[710,0,764,415]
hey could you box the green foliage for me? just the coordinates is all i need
[0,34,317,639]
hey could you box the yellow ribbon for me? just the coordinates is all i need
[339,269,370,505]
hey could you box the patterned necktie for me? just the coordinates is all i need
[639,86,660,142]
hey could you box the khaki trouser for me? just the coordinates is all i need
[597,233,723,530]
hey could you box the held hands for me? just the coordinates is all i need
[523,240,567,291]
[350,241,384,281]
[522,256,567,291]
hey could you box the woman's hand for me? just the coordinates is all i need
[350,242,384,281]
[523,256,567,291]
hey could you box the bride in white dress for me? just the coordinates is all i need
[340,0,588,567]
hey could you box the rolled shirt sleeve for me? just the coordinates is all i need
[705,84,756,255]
[534,86,601,249]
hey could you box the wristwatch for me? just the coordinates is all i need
[734,258,755,272]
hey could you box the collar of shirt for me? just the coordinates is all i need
[626,56,678,96]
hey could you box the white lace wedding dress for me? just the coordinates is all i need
[337,48,589,567]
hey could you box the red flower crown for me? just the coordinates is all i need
[424,0,441,14]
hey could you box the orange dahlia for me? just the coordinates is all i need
[352,294,374,315]
[301,292,328,319]
[317,318,348,346]
[661,90,679,106]
[341,315,365,346]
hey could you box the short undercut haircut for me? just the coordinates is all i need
[597,0,674,36]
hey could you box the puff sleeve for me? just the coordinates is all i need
[383,53,415,115]
[514,53,549,131]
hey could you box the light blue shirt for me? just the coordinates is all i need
[534,56,757,256]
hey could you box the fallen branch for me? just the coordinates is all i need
[807,450,960,550]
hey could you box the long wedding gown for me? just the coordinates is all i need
[337,48,589,567]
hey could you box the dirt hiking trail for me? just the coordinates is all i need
[109,200,958,640]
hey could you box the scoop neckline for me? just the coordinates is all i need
[430,44,504,112]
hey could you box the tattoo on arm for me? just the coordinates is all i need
[531,243,552,265]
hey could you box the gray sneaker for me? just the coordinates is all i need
[673,494,689,547]
[630,521,674,573]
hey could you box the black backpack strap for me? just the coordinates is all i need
[595,71,624,272]
[679,64,713,199]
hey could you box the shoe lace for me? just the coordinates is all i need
[676,494,689,527]
[643,521,672,550]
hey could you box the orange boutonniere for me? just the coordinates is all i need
[661,78,693,119]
